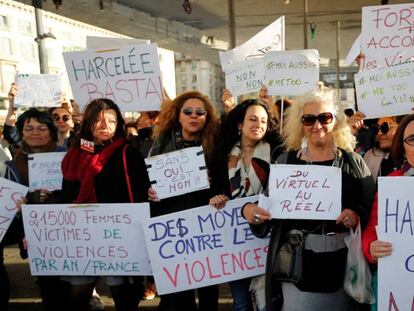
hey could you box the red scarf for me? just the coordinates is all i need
[61,138,126,203]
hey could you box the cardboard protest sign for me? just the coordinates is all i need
[0,178,29,243]
[361,3,414,70]
[224,58,264,96]
[22,203,151,275]
[263,50,319,96]
[220,16,285,69]
[86,36,150,49]
[354,62,414,119]
[345,34,361,66]
[268,164,342,220]
[14,74,62,108]
[143,196,269,295]
[145,146,209,200]
[28,152,66,192]
[377,177,414,311]
[63,44,162,112]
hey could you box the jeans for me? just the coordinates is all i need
[229,278,253,311]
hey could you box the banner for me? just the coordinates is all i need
[63,44,162,112]
[361,3,414,70]
[0,178,29,243]
[378,177,414,311]
[143,196,269,294]
[268,164,342,220]
[263,50,319,96]
[22,203,151,275]
[28,152,66,192]
[224,58,264,96]
[14,74,62,108]
[145,146,209,199]
[354,62,414,119]
[220,16,285,69]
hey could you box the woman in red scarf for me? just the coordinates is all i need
[61,98,150,311]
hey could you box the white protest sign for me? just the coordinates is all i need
[263,50,319,96]
[22,203,151,276]
[345,34,361,66]
[361,3,414,70]
[86,36,150,49]
[14,74,62,108]
[224,58,264,96]
[377,177,414,311]
[0,178,29,243]
[145,146,209,200]
[220,16,285,69]
[268,164,342,220]
[63,43,162,112]
[28,152,66,192]
[143,196,269,295]
[354,62,414,119]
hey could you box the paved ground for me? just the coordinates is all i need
[4,245,233,311]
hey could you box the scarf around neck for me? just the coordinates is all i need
[402,161,414,176]
[228,140,270,199]
[61,138,125,203]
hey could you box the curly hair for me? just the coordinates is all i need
[16,108,58,142]
[152,91,220,162]
[283,88,355,151]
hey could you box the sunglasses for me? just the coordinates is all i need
[181,107,207,116]
[301,112,334,126]
[404,135,414,146]
[52,114,71,122]
[375,122,397,135]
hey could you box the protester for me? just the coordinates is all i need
[242,87,375,311]
[3,83,22,152]
[209,99,280,311]
[362,114,414,311]
[148,91,220,311]
[49,106,75,148]
[1,108,67,311]
[258,86,292,128]
[60,98,150,311]
[130,111,160,158]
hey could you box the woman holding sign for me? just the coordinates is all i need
[242,87,375,311]
[209,98,281,311]
[148,91,220,311]
[60,98,150,311]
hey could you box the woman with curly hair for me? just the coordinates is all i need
[148,91,220,311]
[242,87,375,311]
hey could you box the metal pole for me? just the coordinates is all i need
[228,0,236,49]
[336,20,340,102]
[279,97,284,135]
[303,0,308,49]
[33,0,48,73]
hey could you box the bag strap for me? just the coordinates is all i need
[122,144,134,203]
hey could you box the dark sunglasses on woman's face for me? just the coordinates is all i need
[375,122,396,135]
[181,107,207,116]
[404,135,414,146]
[301,112,334,126]
[52,114,71,122]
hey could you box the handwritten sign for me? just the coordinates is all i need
[63,44,162,112]
[28,152,66,192]
[263,50,319,96]
[145,146,209,200]
[354,62,414,119]
[22,203,151,276]
[0,177,29,243]
[377,177,414,311]
[361,3,414,70]
[143,196,268,295]
[268,164,342,220]
[14,74,62,108]
[220,16,285,69]
[224,58,264,96]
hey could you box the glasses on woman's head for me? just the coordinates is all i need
[404,135,414,146]
[301,112,334,126]
[52,114,71,122]
[181,107,207,117]
[375,122,397,135]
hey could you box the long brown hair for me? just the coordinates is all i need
[153,91,220,162]
[392,114,414,167]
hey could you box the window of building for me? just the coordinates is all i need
[18,20,33,35]
[0,15,8,29]
[20,42,35,61]
[191,61,197,70]
[192,74,197,83]
[0,38,12,56]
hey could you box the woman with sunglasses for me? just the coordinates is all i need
[49,106,75,149]
[363,116,404,181]
[242,88,375,311]
[362,114,414,311]
[148,91,220,311]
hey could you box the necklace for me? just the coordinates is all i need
[301,147,339,167]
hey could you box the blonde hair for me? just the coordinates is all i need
[282,87,356,151]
